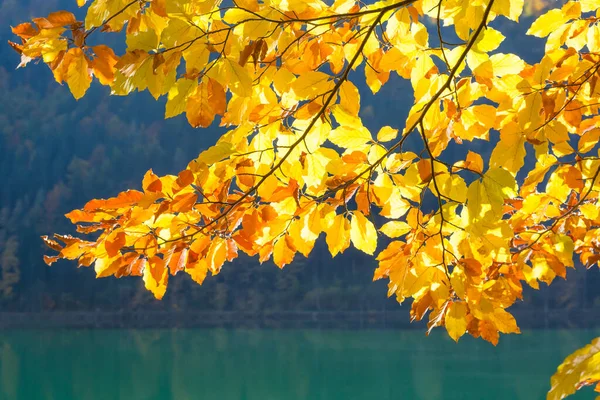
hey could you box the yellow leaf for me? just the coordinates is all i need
[580,203,599,220]
[380,221,411,238]
[291,71,332,100]
[489,53,525,76]
[365,63,389,94]
[491,0,524,21]
[490,123,526,174]
[94,255,120,278]
[410,54,435,90]
[197,142,235,165]
[474,28,505,53]
[143,256,168,300]
[380,187,411,219]
[288,217,315,257]
[587,24,600,53]
[183,42,210,73]
[165,78,197,118]
[328,126,372,148]
[579,128,600,153]
[527,9,569,38]
[126,30,159,52]
[64,48,92,100]
[473,104,497,130]
[552,141,574,158]
[147,64,177,100]
[223,58,253,97]
[377,126,399,142]
[490,308,520,334]
[161,18,198,48]
[85,0,132,31]
[445,302,468,342]
[243,18,277,40]
[548,338,600,400]
[111,50,153,95]
[580,0,600,12]
[186,259,209,285]
[522,154,557,196]
[273,235,296,268]
[186,78,226,128]
[467,167,516,221]
[339,80,360,116]
[223,8,256,24]
[332,104,363,128]
[325,214,351,257]
[436,173,468,203]
[350,212,378,255]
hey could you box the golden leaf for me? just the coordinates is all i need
[350,212,378,255]
[445,302,468,342]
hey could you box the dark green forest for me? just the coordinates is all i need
[1,0,599,318]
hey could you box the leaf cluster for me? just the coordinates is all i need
[9,0,600,351]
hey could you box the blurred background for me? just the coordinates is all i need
[1,1,600,399]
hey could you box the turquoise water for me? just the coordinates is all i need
[0,328,598,400]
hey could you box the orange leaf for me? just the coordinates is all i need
[355,185,370,216]
[171,192,198,213]
[105,231,126,257]
[226,239,238,262]
[142,170,162,193]
[41,235,63,252]
[206,239,227,274]
[43,255,60,266]
[186,259,209,285]
[479,320,499,346]
[186,78,226,128]
[47,11,77,27]
[84,190,144,211]
[273,235,296,268]
[143,256,168,299]
[176,169,194,187]
[169,247,188,275]
[90,45,119,85]
[11,22,39,39]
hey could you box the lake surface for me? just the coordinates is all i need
[0,328,597,400]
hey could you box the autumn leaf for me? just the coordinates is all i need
[63,48,92,100]
[143,256,168,300]
[377,126,399,142]
[273,235,296,268]
[380,221,411,238]
[328,126,372,148]
[548,338,600,400]
[445,302,468,342]
[291,71,332,100]
[527,9,569,37]
[90,45,118,85]
[197,142,235,165]
[186,78,226,127]
[325,214,351,257]
[490,122,526,175]
[350,212,377,255]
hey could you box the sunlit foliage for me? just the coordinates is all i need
[549,337,600,400]
[9,0,600,361]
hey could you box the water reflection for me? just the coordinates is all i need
[0,328,598,400]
